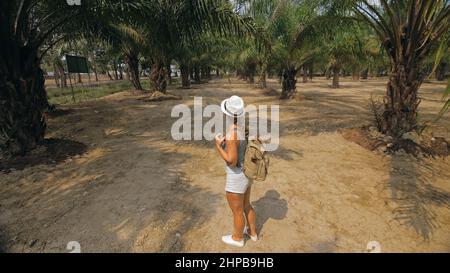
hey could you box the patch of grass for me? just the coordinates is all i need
[47,79,151,105]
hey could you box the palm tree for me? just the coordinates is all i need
[229,37,259,83]
[319,23,368,88]
[354,0,450,137]
[143,0,252,93]
[107,24,147,90]
[244,0,341,99]
[0,0,145,155]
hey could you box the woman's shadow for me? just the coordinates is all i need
[252,190,288,235]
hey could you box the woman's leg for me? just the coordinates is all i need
[244,186,257,236]
[226,191,245,241]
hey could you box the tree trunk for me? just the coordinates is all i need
[376,68,383,77]
[259,62,267,89]
[113,61,118,80]
[150,61,168,93]
[180,63,190,88]
[325,68,332,80]
[194,66,201,83]
[309,62,314,81]
[247,72,254,83]
[352,66,360,81]
[216,68,220,78]
[207,66,211,80]
[361,68,369,80]
[93,68,99,81]
[125,67,130,80]
[381,65,421,138]
[56,62,66,88]
[77,73,82,83]
[119,64,123,80]
[126,53,142,90]
[107,71,113,80]
[236,69,242,79]
[436,62,447,81]
[0,48,48,155]
[246,63,256,84]
[280,66,297,99]
[92,62,99,81]
[200,66,207,80]
[167,64,172,84]
[53,63,60,87]
[302,65,308,83]
[331,66,340,88]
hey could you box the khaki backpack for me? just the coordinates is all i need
[243,137,269,181]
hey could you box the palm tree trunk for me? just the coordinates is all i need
[247,72,255,83]
[0,49,48,155]
[352,65,360,81]
[126,53,142,90]
[309,62,314,81]
[381,65,421,138]
[194,66,201,83]
[302,65,308,83]
[91,60,99,82]
[361,68,369,80]
[93,66,99,81]
[207,66,212,80]
[325,68,332,80]
[60,69,67,87]
[236,69,242,79]
[53,63,60,87]
[259,62,267,89]
[331,66,340,88]
[113,61,119,80]
[280,66,297,99]
[77,73,82,83]
[180,63,190,88]
[150,60,168,93]
[201,66,207,81]
[167,64,172,84]
[436,62,447,81]
[246,63,256,84]
[119,64,123,80]
[125,67,130,80]
[107,71,113,80]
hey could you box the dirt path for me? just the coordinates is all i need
[1,78,449,253]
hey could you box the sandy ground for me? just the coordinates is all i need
[0,77,449,253]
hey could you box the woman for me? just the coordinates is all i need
[215,95,257,247]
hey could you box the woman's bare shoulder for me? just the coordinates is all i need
[226,125,239,141]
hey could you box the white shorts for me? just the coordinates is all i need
[225,167,251,194]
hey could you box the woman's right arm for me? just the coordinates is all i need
[215,132,238,166]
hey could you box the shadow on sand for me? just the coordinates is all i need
[252,190,288,235]
[0,138,87,172]
[388,155,450,241]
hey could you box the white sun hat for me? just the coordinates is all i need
[220,95,245,117]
